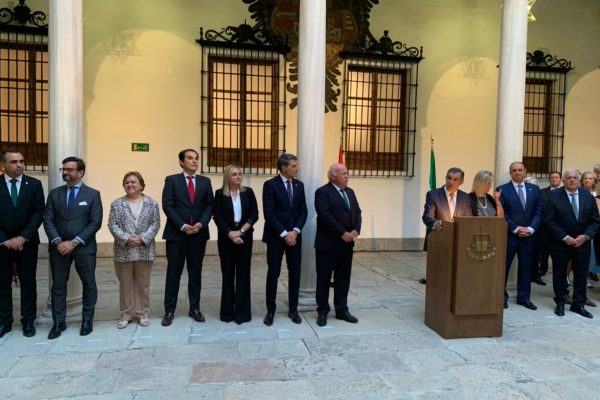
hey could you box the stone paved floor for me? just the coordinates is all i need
[1,252,600,399]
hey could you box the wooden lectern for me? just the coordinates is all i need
[424,216,507,339]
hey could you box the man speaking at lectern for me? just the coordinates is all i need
[421,167,472,284]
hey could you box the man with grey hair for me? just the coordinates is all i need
[314,163,361,327]
[544,168,600,318]
[262,153,307,326]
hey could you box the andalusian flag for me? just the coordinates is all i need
[429,137,436,190]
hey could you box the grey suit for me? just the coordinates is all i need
[44,183,103,323]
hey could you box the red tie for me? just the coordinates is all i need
[187,176,195,225]
[187,176,195,203]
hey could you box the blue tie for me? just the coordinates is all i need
[286,180,293,205]
[517,184,526,209]
[570,193,578,220]
[67,187,76,210]
[340,189,351,210]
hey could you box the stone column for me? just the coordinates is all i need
[42,0,84,321]
[495,0,529,285]
[494,0,529,183]
[297,0,326,306]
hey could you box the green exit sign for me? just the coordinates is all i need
[131,143,150,152]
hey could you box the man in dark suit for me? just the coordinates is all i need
[421,167,472,283]
[161,149,213,326]
[533,170,562,281]
[498,161,543,310]
[262,153,307,326]
[314,163,361,327]
[0,150,45,338]
[545,169,600,318]
[44,157,103,339]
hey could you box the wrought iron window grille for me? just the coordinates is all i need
[0,0,48,171]
[339,31,423,178]
[523,50,571,178]
[197,23,289,175]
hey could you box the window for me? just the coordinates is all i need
[344,66,406,173]
[0,28,48,171]
[340,48,421,178]
[206,56,282,172]
[523,50,570,178]
[198,24,289,175]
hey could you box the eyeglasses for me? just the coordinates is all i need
[59,168,79,173]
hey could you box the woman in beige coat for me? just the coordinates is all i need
[108,172,160,328]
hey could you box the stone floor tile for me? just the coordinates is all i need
[223,380,318,400]
[283,354,353,378]
[154,343,240,364]
[238,338,309,359]
[191,359,287,383]
[113,364,192,390]
[9,352,100,377]
[95,348,155,369]
[303,335,372,356]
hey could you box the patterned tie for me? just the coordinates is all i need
[286,180,293,205]
[517,184,526,209]
[67,187,76,210]
[340,189,351,210]
[187,176,195,203]
[449,192,456,219]
[10,178,18,206]
[570,192,578,220]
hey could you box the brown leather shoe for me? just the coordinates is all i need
[188,310,205,323]
[263,312,274,326]
[288,311,302,324]
[586,298,597,307]
[161,313,174,326]
[564,295,573,305]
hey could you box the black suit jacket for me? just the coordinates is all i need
[0,175,45,244]
[314,182,361,251]
[262,176,308,244]
[43,183,103,254]
[544,187,600,252]
[213,187,259,240]
[162,173,214,242]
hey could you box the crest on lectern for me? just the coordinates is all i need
[466,228,496,261]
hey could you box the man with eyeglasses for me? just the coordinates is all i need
[43,157,103,339]
[0,149,45,338]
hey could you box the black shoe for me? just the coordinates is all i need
[336,310,359,323]
[22,321,36,337]
[419,278,427,285]
[532,277,547,286]
[516,300,537,310]
[48,322,67,339]
[503,299,508,309]
[263,312,274,326]
[554,304,565,316]
[288,311,302,324]
[589,272,599,282]
[188,310,205,323]
[161,313,174,326]
[570,306,593,319]
[80,320,93,336]
[316,314,327,327]
[0,323,12,338]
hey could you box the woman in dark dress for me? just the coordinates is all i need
[469,170,504,217]
[213,165,259,324]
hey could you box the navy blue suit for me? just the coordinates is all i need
[262,176,307,314]
[314,182,361,315]
[498,181,543,303]
[161,173,213,315]
[0,174,45,326]
[544,188,600,308]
